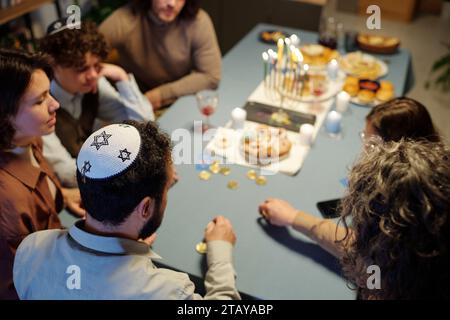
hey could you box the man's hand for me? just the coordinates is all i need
[258,198,298,227]
[145,88,162,110]
[99,63,129,82]
[204,216,236,245]
[61,188,86,218]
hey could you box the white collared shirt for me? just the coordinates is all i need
[13,220,241,300]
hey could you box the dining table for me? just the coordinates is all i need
[60,23,412,299]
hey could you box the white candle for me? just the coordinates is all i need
[299,123,314,146]
[262,52,269,84]
[231,107,246,130]
[327,59,339,80]
[289,45,296,61]
[295,48,303,63]
[268,49,277,88]
[268,49,276,57]
[284,37,291,47]
[336,91,350,113]
[290,34,300,47]
[325,110,342,134]
[277,38,284,67]
[303,63,309,74]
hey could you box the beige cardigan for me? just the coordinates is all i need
[99,5,222,103]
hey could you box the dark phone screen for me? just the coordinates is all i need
[316,199,342,219]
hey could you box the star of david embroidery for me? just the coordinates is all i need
[81,161,91,175]
[118,149,132,162]
[90,131,112,150]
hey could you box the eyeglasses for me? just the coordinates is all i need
[359,131,366,141]
[359,131,383,153]
[359,131,380,142]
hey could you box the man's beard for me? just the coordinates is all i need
[138,198,163,239]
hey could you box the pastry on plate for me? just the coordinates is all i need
[380,80,394,91]
[242,125,292,164]
[345,76,359,86]
[300,44,339,67]
[343,83,359,97]
[339,51,385,79]
[260,30,288,44]
[357,34,400,54]
[302,44,324,56]
[357,89,375,104]
[376,89,394,102]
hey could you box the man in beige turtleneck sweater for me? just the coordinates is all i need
[99,0,221,110]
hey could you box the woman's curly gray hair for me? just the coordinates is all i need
[339,138,450,299]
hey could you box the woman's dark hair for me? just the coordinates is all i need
[39,20,109,69]
[366,97,440,142]
[131,0,200,20]
[339,139,450,299]
[0,49,53,150]
[77,120,172,225]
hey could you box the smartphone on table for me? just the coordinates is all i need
[316,198,342,219]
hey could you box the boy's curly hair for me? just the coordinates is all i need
[39,20,109,69]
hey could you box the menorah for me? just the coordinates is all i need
[261,38,312,126]
[261,37,341,126]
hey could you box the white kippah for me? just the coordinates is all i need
[76,124,141,180]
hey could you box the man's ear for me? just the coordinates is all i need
[135,196,155,220]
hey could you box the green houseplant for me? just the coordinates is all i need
[426,42,450,92]
[83,0,127,25]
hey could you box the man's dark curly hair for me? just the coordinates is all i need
[131,0,200,20]
[77,120,172,225]
[0,49,53,150]
[39,20,109,69]
[339,139,450,299]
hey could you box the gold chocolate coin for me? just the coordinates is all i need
[195,242,207,254]
[256,175,267,186]
[220,167,231,176]
[198,170,211,180]
[246,169,257,180]
[227,180,239,190]
[209,162,220,174]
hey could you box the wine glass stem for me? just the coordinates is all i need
[205,115,210,130]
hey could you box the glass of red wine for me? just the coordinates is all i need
[318,16,337,49]
[309,76,327,112]
[196,90,218,132]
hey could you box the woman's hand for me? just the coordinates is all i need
[258,198,299,227]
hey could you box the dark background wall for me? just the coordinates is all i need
[200,0,323,55]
